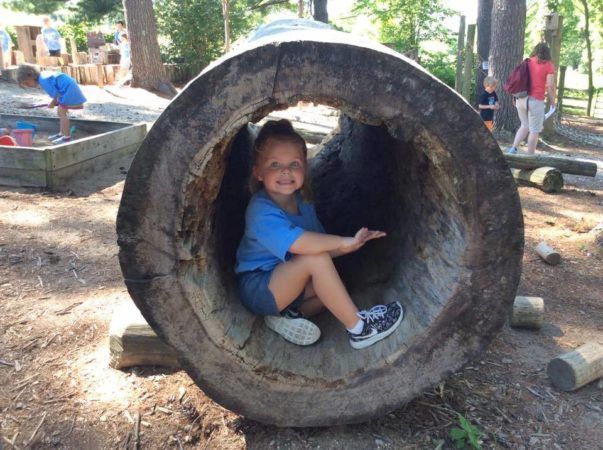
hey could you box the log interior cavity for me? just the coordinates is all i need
[178,109,467,380]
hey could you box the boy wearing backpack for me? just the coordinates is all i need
[478,76,499,131]
[506,43,556,155]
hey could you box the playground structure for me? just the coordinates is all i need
[116,20,524,427]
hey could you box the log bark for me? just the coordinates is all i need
[475,0,493,102]
[547,343,603,391]
[116,19,523,427]
[510,296,544,329]
[109,301,179,369]
[511,167,563,193]
[535,241,561,265]
[504,154,597,177]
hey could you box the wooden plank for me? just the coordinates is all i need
[0,146,47,170]
[0,167,48,187]
[49,123,147,170]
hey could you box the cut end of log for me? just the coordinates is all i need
[547,343,603,391]
[535,241,561,265]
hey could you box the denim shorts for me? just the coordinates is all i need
[238,269,305,316]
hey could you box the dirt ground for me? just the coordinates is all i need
[1,81,602,449]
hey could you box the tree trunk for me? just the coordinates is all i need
[476,0,493,101]
[122,0,177,98]
[222,0,231,53]
[579,0,594,116]
[298,0,304,18]
[116,19,523,427]
[454,15,465,93]
[489,0,526,132]
[313,0,328,23]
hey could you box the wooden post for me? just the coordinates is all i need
[69,36,79,65]
[462,24,476,102]
[547,343,603,391]
[96,64,105,87]
[455,15,466,93]
[557,65,567,115]
[535,241,561,265]
[544,13,563,136]
[511,296,544,329]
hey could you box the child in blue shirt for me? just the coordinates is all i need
[478,76,499,131]
[236,119,404,348]
[42,17,62,57]
[0,24,13,68]
[17,64,87,145]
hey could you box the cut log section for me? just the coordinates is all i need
[547,343,603,391]
[116,19,524,426]
[510,296,544,329]
[511,166,563,193]
[109,301,180,370]
[535,241,561,265]
[504,153,597,177]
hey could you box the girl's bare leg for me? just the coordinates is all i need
[58,108,69,136]
[298,283,326,317]
[269,253,359,329]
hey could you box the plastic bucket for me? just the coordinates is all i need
[0,135,17,146]
[12,129,34,146]
[16,121,38,138]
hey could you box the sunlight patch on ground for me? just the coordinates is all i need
[1,209,51,227]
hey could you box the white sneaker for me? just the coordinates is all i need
[264,314,321,346]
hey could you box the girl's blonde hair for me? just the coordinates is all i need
[483,76,498,87]
[250,119,312,199]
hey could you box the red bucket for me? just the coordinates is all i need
[12,129,34,146]
[0,135,17,146]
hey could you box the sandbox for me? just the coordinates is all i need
[0,114,147,189]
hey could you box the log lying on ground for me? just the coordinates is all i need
[510,296,544,329]
[504,153,597,177]
[535,241,561,265]
[116,19,523,427]
[511,167,563,193]
[109,301,180,369]
[547,343,603,391]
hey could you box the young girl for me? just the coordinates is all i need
[117,33,132,87]
[17,64,86,145]
[235,119,403,349]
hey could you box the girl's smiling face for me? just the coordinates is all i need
[253,140,306,198]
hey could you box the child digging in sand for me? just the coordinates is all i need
[235,119,404,348]
[17,64,86,145]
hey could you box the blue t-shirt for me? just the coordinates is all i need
[0,30,12,53]
[114,30,122,45]
[42,27,62,51]
[235,189,325,273]
[38,72,87,106]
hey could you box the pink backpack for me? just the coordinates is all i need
[504,58,531,98]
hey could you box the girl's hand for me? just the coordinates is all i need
[47,102,56,109]
[338,227,386,254]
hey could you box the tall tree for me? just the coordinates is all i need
[123,0,177,98]
[489,0,526,132]
[475,0,493,102]
[313,0,328,23]
[221,0,231,52]
[577,0,594,116]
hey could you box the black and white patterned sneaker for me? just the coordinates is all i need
[348,301,403,349]
[264,308,320,346]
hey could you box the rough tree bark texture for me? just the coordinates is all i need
[313,0,328,23]
[122,0,177,98]
[116,19,524,427]
[476,0,493,102]
[489,0,526,132]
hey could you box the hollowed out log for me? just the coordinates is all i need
[116,19,524,427]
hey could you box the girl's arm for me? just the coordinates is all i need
[477,104,491,109]
[48,95,59,108]
[289,228,386,256]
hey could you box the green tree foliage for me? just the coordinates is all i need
[3,0,64,15]
[5,0,122,24]
[353,0,453,59]
[154,0,266,68]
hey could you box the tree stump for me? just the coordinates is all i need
[547,343,603,391]
[510,296,544,329]
[116,19,524,426]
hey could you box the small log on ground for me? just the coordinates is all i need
[511,166,563,193]
[547,343,603,391]
[535,241,561,265]
[109,301,180,370]
[510,296,544,329]
[504,154,597,177]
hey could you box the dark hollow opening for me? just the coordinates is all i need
[181,103,467,381]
